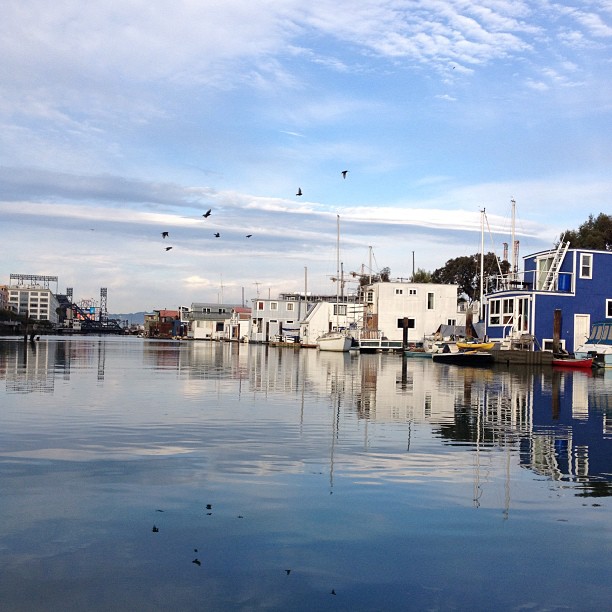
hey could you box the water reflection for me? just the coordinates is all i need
[1,337,610,496]
[0,337,611,610]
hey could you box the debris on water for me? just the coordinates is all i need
[152,525,159,533]
[192,558,201,566]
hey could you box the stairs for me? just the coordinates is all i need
[542,239,569,291]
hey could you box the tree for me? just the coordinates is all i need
[432,252,510,301]
[410,268,432,283]
[358,267,391,286]
[558,213,612,251]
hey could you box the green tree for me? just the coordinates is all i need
[558,213,612,251]
[432,252,510,301]
[410,268,432,283]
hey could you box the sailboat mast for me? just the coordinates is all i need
[511,198,516,280]
[336,215,340,329]
[480,208,485,320]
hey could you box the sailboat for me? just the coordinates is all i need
[317,215,352,352]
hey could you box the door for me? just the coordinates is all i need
[573,314,590,352]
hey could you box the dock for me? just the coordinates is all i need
[490,349,553,366]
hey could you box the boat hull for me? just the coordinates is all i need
[316,333,352,352]
[552,357,593,369]
[432,351,494,367]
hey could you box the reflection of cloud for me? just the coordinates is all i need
[1,446,194,461]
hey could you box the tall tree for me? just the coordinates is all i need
[410,268,432,283]
[432,252,510,301]
[558,213,612,250]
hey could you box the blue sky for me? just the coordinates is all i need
[1,1,611,312]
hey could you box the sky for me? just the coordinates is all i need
[1,1,611,313]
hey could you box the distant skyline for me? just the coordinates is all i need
[2,1,611,312]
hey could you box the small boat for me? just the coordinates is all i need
[456,341,495,351]
[404,349,432,358]
[316,331,352,352]
[432,351,494,367]
[552,357,594,369]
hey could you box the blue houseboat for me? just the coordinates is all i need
[484,240,612,354]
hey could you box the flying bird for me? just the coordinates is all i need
[203,209,212,218]
[161,231,169,238]
[296,188,302,196]
[165,246,173,251]
[246,234,252,238]
[214,232,220,238]
[341,170,348,179]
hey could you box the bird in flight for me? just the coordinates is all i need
[341,170,348,179]
[203,209,212,218]
[214,232,220,238]
[161,231,169,238]
[246,234,252,238]
[165,246,173,251]
[296,188,302,196]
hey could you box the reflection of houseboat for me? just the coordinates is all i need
[574,321,612,368]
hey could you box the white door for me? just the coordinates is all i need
[573,314,590,351]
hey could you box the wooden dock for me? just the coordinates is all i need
[490,349,553,366]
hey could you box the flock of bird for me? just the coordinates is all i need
[159,207,252,252]
[160,169,348,252]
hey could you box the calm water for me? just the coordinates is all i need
[0,337,611,612]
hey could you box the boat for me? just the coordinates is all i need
[317,331,353,352]
[404,344,431,358]
[552,357,594,369]
[574,320,612,368]
[456,341,495,351]
[316,215,351,353]
[432,351,495,367]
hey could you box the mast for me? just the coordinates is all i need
[480,208,485,320]
[336,215,340,330]
[511,198,516,281]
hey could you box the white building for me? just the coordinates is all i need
[300,300,360,346]
[360,281,467,344]
[6,285,60,324]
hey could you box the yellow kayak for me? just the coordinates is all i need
[456,341,495,351]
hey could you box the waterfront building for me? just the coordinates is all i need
[358,281,468,344]
[248,295,314,343]
[186,302,239,340]
[484,243,612,352]
[144,309,181,338]
[6,281,60,324]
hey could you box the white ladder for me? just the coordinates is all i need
[542,239,570,291]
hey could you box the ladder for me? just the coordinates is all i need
[542,238,570,291]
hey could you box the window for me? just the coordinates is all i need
[202,307,211,314]
[286,302,295,311]
[607,299,612,318]
[502,298,514,324]
[334,304,347,316]
[447,319,456,326]
[270,302,278,311]
[536,256,554,290]
[409,289,417,295]
[542,338,566,352]
[257,302,264,311]
[489,299,501,325]
[366,291,374,303]
[427,292,434,310]
[397,318,415,328]
[580,253,592,279]
[395,289,403,295]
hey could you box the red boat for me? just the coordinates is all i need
[552,357,593,369]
